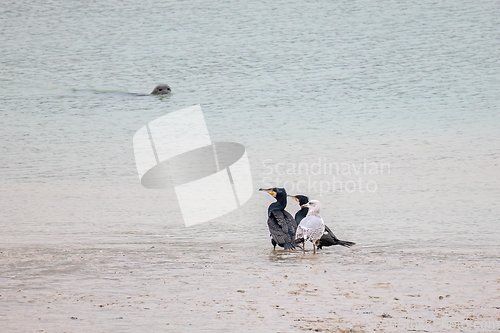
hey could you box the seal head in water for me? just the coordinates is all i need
[151,84,171,95]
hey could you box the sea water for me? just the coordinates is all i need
[1,0,499,332]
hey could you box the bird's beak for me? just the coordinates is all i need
[259,188,276,197]
[287,195,299,202]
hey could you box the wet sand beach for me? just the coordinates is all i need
[2,237,499,332]
[1,177,499,332]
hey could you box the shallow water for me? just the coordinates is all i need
[1,0,500,332]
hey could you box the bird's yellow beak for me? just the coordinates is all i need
[259,188,276,197]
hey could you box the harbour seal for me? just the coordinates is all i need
[151,84,171,95]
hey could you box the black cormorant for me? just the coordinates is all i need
[259,187,298,250]
[289,194,355,249]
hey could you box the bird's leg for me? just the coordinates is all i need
[313,242,316,254]
[302,240,305,254]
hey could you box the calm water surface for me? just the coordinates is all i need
[1,0,499,332]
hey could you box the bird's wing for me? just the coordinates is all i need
[272,210,296,230]
[298,216,325,240]
[319,224,355,248]
[283,210,298,230]
[324,225,339,241]
[298,215,323,229]
[268,210,296,245]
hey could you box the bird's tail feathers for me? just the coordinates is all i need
[337,240,355,248]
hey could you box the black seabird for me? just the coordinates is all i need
[259,188,298,250]
[289,194,355,249]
